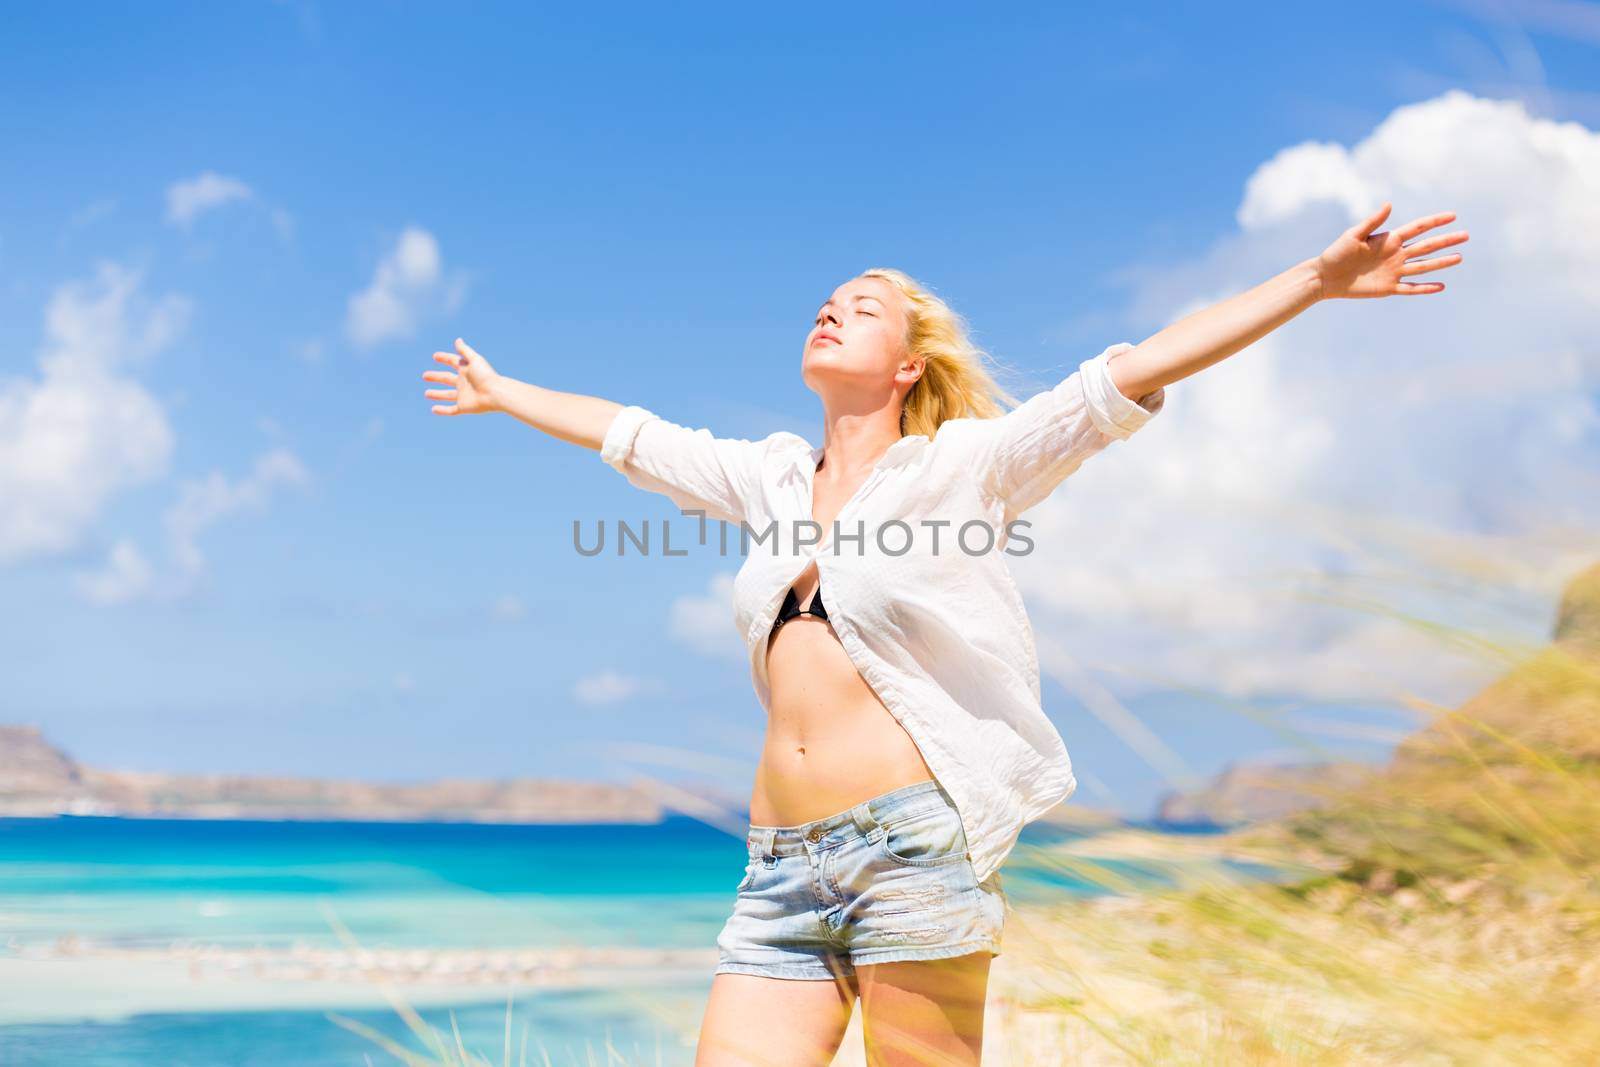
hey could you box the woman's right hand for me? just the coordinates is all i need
[423,338,502,415]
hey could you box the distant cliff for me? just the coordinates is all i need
[1390,560,1600,772]
[0,724,665,823]
[1154,758,1377,827]
[1156,562,1600,828]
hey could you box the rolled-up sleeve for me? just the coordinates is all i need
[600,405,769,526]
[1079,342,1165,440]
[957,342,1164,518]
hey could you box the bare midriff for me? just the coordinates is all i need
[750,556,937,826]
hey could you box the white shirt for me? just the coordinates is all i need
[599,341,1165,883]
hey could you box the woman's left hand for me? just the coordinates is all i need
[1315,202,1469,300]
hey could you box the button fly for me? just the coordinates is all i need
[806,828,824,843]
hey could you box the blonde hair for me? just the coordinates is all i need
[856,267,1022,439]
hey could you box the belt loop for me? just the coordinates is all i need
[850,799,877,838]
[759,827,777,861]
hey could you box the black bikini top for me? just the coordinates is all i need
[771,576,829,633]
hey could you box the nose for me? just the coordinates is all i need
[819,309,841,330]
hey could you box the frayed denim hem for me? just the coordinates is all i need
[846,939,1000,967]
[714,960,856,982]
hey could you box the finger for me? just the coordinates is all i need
[1356,201,1391,240]
[1397,253,1462,277]
[1402,230,1470,258]
[432,404,458,415]
[422,369,458,384]
[455,337,481,362]
[433,352,462,368]
[1394,280,1445,295]
[425,388,458,401]
[1397,211,1457,242]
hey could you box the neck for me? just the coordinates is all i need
[817,411,902,473]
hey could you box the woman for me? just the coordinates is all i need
[421,201,1466,1065]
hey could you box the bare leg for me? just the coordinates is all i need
[695,971,861,1067]
[856,951,992,1066]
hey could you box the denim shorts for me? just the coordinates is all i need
[714,778,1008,981]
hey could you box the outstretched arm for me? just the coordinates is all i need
[1107,203,1469,401]
[944,203,1468,523]
[423,338,621,449]
[421,338,770,525]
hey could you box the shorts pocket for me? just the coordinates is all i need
[879,804,968,868]
[736,857,758,893]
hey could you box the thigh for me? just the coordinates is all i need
[856,951,992,1066]
[695,971,859,1067]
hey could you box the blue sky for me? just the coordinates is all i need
[3,1,1597,819]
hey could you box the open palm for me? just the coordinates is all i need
[1316,202,1469,299]
[422,338,500,415]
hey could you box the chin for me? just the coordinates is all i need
[801,357,845,384]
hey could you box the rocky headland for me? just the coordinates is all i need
[0,724,667,822]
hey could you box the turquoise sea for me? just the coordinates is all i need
[0,813,1263,1065]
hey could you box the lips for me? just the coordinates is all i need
[814,333,842,347]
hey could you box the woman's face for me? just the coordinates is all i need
[802,276,921,398]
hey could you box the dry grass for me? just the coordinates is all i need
[977,607,1600,1066]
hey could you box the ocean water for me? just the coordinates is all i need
[0,993,698,1067]
[0,813,1259,1065]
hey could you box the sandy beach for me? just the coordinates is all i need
[0,938,718,1027]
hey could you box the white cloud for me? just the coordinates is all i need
[2,258,309,600]
[1238,142,1377,231]
[69,444,311,605]
[1019,89,1600,709]
[165,171,295,243]
[0,260,186,564]
[72,539,155,606]
[344,226,469,349]
[161,446,310,591]
[669,572,743,659]
[165,171,256,229]
[573,670,661,706]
